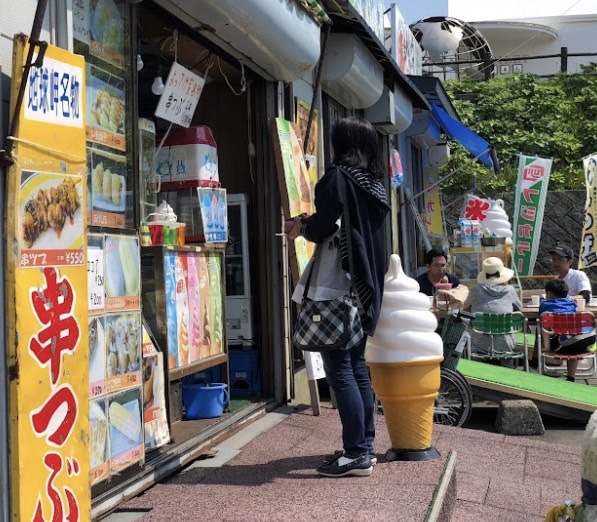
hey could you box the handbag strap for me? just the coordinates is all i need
[301,167,355,299]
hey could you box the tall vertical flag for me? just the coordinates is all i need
[580,153,597,269]
[512,154,552,276]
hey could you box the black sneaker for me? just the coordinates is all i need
[316,454,373,477]
[322,450,377,466]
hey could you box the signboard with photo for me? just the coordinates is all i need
[107,387,144,472]
[104,234,140,311]
[86,64,126,151]
[18,170,85,268]
[105,312,142,393]
[90,398,110,485]
[89,148,127,228]
[142,324,170,451]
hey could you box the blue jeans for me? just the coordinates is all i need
[321,336,375,458]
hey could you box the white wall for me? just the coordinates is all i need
[485,15,597,76]
[450,0,597,21]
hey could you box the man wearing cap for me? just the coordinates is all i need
[550,244,591,301]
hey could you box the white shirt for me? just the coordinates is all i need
[562,269,591,296]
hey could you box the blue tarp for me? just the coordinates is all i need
[431,104,500,175]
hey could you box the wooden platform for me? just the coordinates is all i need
[458,359,597,419]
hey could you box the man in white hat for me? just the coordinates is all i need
[464,257,522,366]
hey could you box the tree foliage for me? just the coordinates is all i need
[440,66,597,194]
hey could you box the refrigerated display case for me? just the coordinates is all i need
[225,194,254,342]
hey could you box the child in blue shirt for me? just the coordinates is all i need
[539,278,595,382]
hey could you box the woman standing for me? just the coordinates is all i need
[288,117,390,477]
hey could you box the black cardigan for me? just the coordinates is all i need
[301,166,390,336]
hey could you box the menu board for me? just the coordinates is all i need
[142,324,170,451]
[74,0,133,230]
[87,232,143,483]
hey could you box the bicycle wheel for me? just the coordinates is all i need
[434,367,473,427]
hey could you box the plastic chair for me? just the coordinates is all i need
[537,311,597,379]
[467,312,529,371]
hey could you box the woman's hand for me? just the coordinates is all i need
[285,214,308,240]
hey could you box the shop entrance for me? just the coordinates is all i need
[91,2,275,514]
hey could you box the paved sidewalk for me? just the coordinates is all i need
[111,405,584,521]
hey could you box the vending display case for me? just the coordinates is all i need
[141,244,228,420]
[225,194,254,342]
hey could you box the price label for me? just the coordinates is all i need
[88,246,105,311]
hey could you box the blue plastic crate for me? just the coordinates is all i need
[229,349,260,395]
[183,365,221,386]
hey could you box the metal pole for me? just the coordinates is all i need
[0,63,9,522]
[0,0,49,167]
[561,47,568,73]
[304,23,330,157]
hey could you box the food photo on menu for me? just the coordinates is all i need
[90,398,109,471]
[90,151,126,213]
[105,312,141,378]
[89,316,106,393]
[19,171,83,251]
[104,235,140,298]
[107,387,143,467]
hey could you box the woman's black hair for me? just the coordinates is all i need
[331,117,385,179]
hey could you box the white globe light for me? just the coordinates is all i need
[412,20,464,61]
[152,75,165,96]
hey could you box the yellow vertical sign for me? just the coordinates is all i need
[422,166,445,236]
[7,36,90,520]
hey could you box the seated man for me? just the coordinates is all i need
[539,278,596,382]
[549,244,591,302]
[416,248,460,297]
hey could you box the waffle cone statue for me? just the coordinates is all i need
[366,254,444,461]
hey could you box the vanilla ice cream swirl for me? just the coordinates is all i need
[366,254,444,363]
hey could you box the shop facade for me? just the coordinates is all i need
[0,0,432,519]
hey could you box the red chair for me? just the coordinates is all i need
[537,312,597,379]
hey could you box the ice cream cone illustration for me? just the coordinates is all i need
[366,254,444,460]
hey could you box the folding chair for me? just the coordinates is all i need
[467,312,529,371]
[537,311,597,379]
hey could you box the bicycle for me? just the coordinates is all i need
[433,310,475,428]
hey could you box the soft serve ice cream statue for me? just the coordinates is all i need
[366,254,444,460]
[366,254,444,364]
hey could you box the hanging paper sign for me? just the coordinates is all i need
[580,153,597,269]
[154,62,205,127]
[512,154,552,276]
[422,166,445,236]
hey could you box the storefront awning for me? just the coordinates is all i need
[431,104,500,175]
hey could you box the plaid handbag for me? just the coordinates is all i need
[293,289,363,352]
[292,173,363,352]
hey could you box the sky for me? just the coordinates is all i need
[385,0,597,24]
